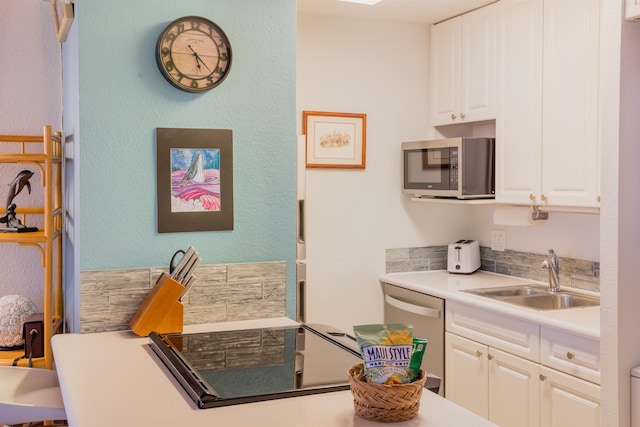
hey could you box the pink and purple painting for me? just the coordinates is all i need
[170,148,221,213]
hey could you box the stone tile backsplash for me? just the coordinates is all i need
[80,261,286,333]
[385,246,600,293]
[80,247,599,333]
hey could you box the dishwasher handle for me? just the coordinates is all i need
[385,294,441,319]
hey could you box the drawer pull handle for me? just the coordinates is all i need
[451,113,457,120]
[566,352,575,360]
[487,354,493,360]
[476,350,482,357]
[384,295,441,319]
[539,374,546,381]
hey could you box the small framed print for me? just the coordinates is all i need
[302,111,366,169]
[50,0,74,43]
[156,128,233,233]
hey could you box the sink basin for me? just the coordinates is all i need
[462,285,600,310]
[505,293,599,310]
[464,285,549,298]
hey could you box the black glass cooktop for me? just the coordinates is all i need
[149,324,363,409]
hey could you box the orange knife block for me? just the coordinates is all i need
[129,273,185,337]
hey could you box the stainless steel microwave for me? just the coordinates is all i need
[402,137,495,199]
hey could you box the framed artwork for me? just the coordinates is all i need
[156,128,233,233]
[302,111,366,169]
[50,0,74,42]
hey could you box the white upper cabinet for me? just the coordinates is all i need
[496,0,601,208]
[431,3,496,126]
[495,0,543,205]
[541,0,600,207]
[626,0,640,20]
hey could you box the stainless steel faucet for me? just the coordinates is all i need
[541,249,560,292]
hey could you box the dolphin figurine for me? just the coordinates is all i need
[0,170,34,228]
[6,170,34,209]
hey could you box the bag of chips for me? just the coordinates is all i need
[409,337,428,382]
[353,324,415,385]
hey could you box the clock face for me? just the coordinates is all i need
[156,16,232,93]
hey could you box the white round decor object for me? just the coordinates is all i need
[0,295,38,349]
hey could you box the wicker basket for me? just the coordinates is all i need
[347,363,427,423]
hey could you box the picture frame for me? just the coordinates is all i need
[156,128,233,233]
[50,0,74,43]
[302,111,366,169]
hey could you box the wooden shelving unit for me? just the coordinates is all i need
[0,125,63,369]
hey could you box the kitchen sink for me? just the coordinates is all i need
[462,285,600,310]
[464,285,549,298]
[505,293,599,310]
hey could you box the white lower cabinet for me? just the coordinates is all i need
[445,302,601,427]
[490,347,540,426]
[445,332,489,418]
[446,332,539,426]
[540,366,601,427]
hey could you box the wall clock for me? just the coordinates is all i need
[156,16,232,93]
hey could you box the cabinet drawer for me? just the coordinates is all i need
[446,302,539,362]
[540,326,600,384]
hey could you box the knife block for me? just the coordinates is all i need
[129,273,185,337]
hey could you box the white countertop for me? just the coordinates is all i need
[380,270,600,339]
[52,317,497,427]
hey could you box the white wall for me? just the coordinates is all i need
[297,14,473,332]
[297,13,600,334]
[0,1,62,310]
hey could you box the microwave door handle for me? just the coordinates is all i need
[385,294,441,319]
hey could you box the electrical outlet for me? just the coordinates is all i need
[491,230,506,252]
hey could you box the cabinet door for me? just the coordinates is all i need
[431,16,461,126]
[540,366,601,427]
[495,0,543,205]
[460,2,496,123]
[489,347,540,427]
[541,0,600,207]
[445,332,489,418]
[626,0,640,20]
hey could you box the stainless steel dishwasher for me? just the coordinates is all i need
[382,282,444,395]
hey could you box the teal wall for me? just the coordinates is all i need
[74,1,297,317]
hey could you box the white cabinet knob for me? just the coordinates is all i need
[451,113,457,120]
[460,112,465,119]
